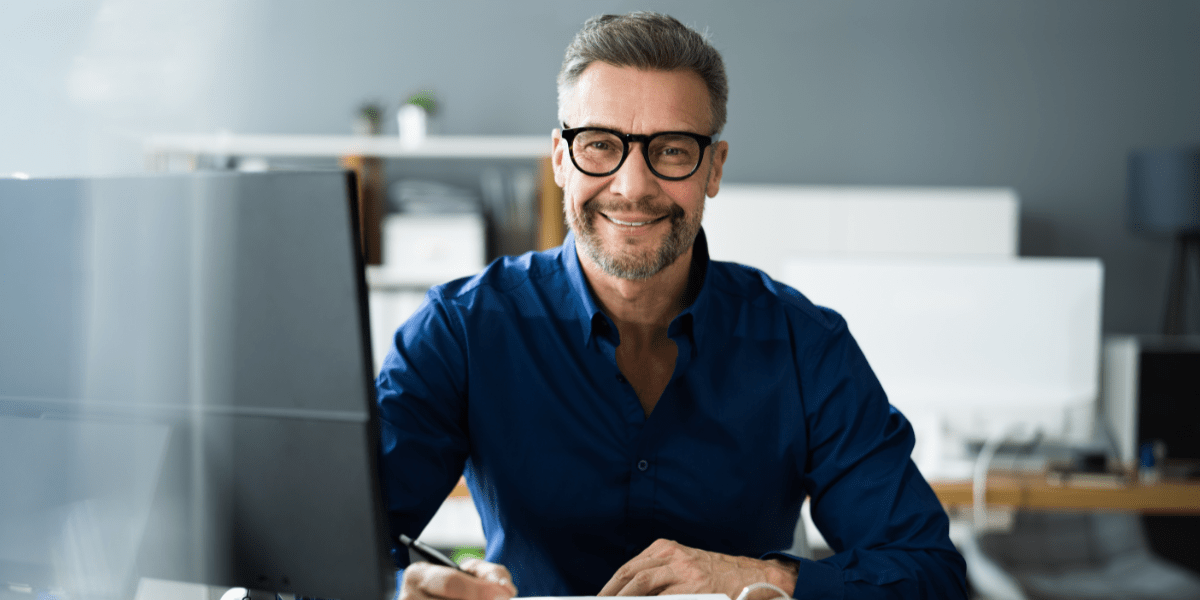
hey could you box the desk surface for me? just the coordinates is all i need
[449,474,1200,514]
[931,472,1200,514]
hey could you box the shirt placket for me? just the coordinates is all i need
[616,322,696,557]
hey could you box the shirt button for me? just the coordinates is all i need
[637,459,649,472]
[616,373,627,384]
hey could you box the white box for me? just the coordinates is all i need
[380,213,486,284]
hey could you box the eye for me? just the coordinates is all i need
[649,134,699,164]
[574,131,622,154]
[654,144,694,162]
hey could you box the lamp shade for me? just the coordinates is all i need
[1128,146,1200,234]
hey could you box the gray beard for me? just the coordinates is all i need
[568,196,703,280]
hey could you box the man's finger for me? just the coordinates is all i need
[403,562,514,600]
[614,565,677,597]
[597,556,671,596]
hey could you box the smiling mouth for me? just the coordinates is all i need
[602,213,669,227]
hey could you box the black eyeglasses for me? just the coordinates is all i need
[561,123,715,181]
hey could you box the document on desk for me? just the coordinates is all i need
[523,595,731,600]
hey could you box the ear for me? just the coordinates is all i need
[705,140,729,198]
[551,128,567,188]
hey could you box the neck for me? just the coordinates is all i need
[577,243,694,340]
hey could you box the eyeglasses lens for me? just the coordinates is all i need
[571,130,624,175]
[571,131,702,178]
[648,134,702,178]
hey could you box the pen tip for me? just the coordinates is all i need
[399,534,413,545]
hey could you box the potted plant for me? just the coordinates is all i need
[354,101,384,135]
[398,89,438,147]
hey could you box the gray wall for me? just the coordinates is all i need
[4,0,1199,334]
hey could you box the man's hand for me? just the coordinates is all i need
[598,539,799,599]
[400,558,518,600]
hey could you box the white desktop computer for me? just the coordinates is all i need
[780,256,1105,478]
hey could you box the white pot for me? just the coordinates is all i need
[397,104,427,148]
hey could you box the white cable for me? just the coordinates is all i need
[967,422,1037,600]
[736,581,791,600]
[218,587,250,600]
[973,424,1014,531]
[971,422,1037,532]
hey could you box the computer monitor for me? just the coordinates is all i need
[780,257,1104,477]
[0,172,395,600]
[1102,335,1200,470]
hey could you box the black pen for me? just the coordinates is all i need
[399,534,472,575]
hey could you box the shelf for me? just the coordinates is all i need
[143,133,552,160]
[142,132,567,263]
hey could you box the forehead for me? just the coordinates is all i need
[566,62,712,134]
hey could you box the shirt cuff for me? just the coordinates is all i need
[758,551,843,600]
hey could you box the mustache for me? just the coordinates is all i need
[580,198,686,222]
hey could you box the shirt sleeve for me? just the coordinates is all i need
[789,310,968,600]
[375,289,472,568]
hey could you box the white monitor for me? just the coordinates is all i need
[704,185,1020,279]
[780,257,1104,467]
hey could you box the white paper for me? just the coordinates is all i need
[523,595,730,600]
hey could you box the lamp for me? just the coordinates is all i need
[1128,146,1200,335]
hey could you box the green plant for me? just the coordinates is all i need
[405,89,438,116]
[449,546,484,565]
[358,101,384,128]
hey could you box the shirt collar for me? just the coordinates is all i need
[559,228,713,354]
[671,227,710,356]
[559,230,610,346]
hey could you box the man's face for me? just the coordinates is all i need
[553,63,728,280]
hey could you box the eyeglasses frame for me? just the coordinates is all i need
[560,123,716,182]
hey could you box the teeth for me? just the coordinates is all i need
[607,215,662,227]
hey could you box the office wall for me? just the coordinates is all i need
[3,0,1199,334]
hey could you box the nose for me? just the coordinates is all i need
[608,143,660,201]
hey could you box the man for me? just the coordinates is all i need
[377,12,967,600]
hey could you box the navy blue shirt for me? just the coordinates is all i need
[376,229,966,599]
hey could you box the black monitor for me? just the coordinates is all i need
[0,172,395,600]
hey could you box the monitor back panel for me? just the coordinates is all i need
[0,172,394,600]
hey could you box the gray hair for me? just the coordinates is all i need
[557,12,728,135]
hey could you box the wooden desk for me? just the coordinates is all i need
[931,473,1200,514]
[448,471,1200,514]
[450,474,1200,514]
